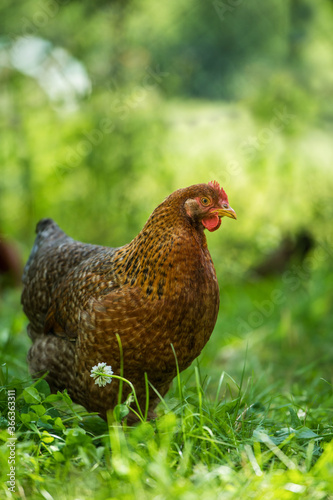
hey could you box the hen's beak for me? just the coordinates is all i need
[213,206,237,220]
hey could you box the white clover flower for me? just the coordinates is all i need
[90,362,114,387]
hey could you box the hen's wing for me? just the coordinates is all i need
[21,218,104,339]
[42,246,121,341]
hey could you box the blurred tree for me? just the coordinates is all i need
[289,0,314,61]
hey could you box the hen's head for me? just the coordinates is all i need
[183,180,237,232]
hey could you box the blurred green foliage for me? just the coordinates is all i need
[0,0,332,266]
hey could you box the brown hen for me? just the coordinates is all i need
[22,181,236,421]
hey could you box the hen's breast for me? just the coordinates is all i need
[103,228,221,374]
[163,240,220,370]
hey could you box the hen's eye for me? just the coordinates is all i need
[201,197,210,206]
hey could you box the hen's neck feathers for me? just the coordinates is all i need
[111,191,212,299]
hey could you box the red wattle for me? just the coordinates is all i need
[202,214,221,232]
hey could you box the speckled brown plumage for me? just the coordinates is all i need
[22,182,236,422]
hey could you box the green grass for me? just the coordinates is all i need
[1,251,333,499]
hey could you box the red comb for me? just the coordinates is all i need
[208,180,229,204]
